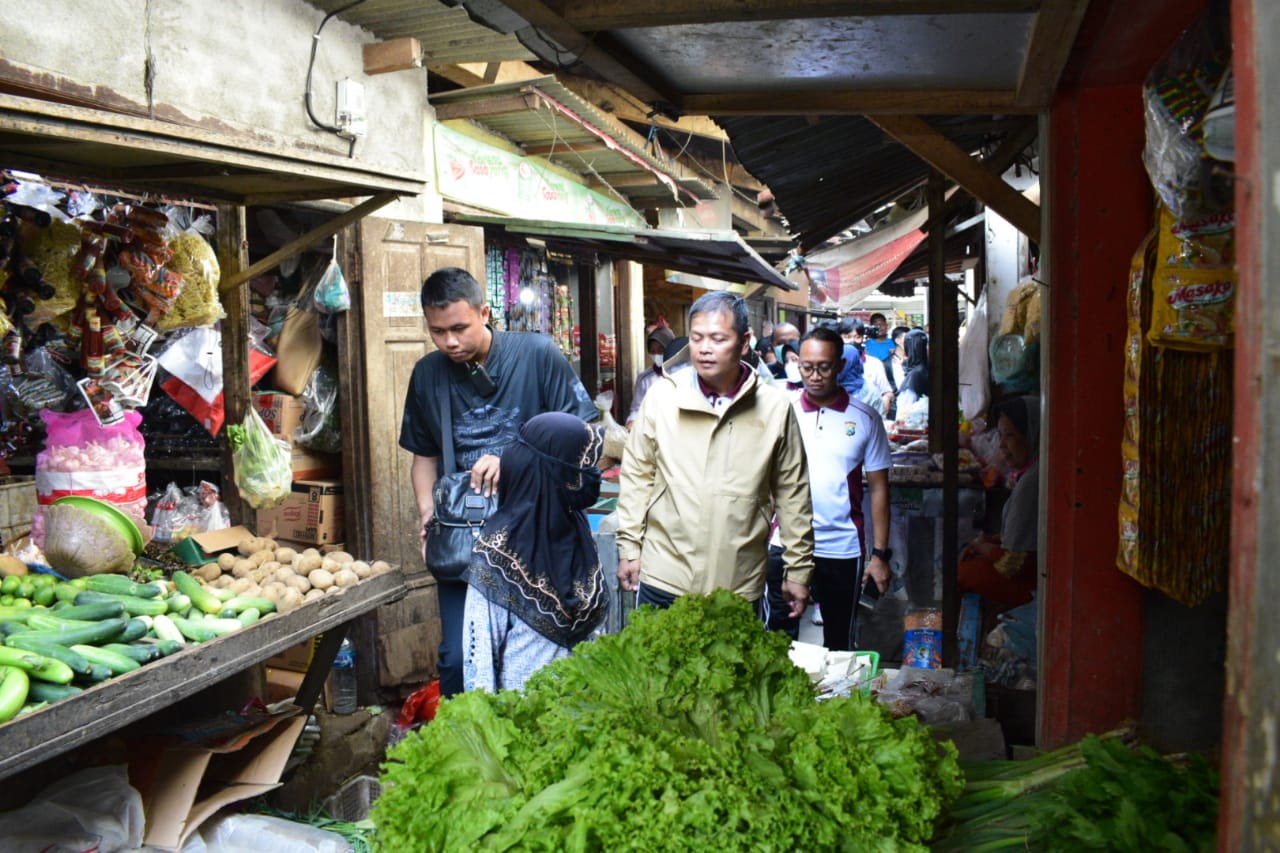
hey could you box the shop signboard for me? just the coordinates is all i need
[434,125,645,229]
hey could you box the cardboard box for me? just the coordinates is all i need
[265,667,306,703]
[289,444,341,480]
[254,393,306,440]
[131,708,307,851]
[255,479,344,545]
[266,640,315,674]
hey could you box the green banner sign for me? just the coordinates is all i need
[434,125,645,228]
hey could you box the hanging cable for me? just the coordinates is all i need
[304,0,366,157]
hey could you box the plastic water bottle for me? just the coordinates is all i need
[330,637,358,714]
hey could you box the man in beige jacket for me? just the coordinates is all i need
[617,292,815,617]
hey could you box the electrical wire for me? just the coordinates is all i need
[527,105,632,207]
[304,0,366,157]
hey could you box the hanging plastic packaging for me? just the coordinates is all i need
[312,240,350,313]
[227,407,292,510]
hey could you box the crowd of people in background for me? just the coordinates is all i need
[403,267,1032,697]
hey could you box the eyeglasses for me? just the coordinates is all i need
[798,362,837,376]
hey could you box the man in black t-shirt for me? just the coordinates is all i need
[399,267,597,696]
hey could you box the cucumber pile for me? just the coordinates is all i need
[0,570,276,722]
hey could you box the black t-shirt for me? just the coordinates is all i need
[399,329,597,473]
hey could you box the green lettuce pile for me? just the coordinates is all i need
[372,591,962,852]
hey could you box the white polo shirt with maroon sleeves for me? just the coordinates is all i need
[792,388,892,559]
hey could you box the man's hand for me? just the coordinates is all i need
[419,504,434,560]
[865,555,891,593]
[470,454,501,497]
[618,558,641,592]
[782,579,810,618]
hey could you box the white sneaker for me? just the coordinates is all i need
[811,603,824,625]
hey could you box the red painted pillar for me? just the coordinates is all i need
[1040,85,1151,746]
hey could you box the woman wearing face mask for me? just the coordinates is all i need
[462,412,608,693]
[626,326,675,429]
[780,341,805,390]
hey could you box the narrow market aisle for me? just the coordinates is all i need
[798,608,824,645]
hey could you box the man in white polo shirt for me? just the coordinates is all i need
[789,325,892,650]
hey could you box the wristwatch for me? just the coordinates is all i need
[871,547,893,562]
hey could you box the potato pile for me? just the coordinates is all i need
[190,535,393,613]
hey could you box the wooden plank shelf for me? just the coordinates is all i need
[0,570,406,782]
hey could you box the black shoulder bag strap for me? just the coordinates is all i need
[437,371,457,475]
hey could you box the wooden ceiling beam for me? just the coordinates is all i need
[552,0,1039,30]
[681,89,1034,116]
[919,117,1039,233]
[587,173,665,190]
[427,61,543,89]
[497,0,679,108]
[558,73,728,142]
[869,115,1040,242]
[432,93,540,121]
[1016,0,1091,108]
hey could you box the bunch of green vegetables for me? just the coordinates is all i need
[934,730,1219,851]
[373,591,962,852]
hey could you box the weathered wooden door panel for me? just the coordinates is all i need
[356,219,483,572]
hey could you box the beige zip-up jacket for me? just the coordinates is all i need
[616,357,815,600]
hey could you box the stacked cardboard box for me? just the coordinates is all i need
[255,479,344,545]
[254,392,340,481]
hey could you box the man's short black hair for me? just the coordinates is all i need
[869,312,887,324]
[891,325,911,344]
[832,318,857,336]
[421,267,484,310]
[800,325,844,358]
[689,291,749,341]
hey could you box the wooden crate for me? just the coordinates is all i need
[0,476,36,547]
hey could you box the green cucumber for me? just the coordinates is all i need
[70,644,141,675]
[0,666,29,722]
[83,575,164,599]
[103,642,160,664]
[236,608,262,628]
[211,587,237,602]
[0,605,38,623]
[169,616,217,643]
[151,615,185,647]
[223,596,276,615]
[203,617,244,637]
[117,618,149,643]
[74,663,113,684]
[6,617,128,647]
[0,645,74,684]
[48,601,126,622]
[27,681,82,703]
[165,593,192,617]
[144,638,184,657]
[3,638,91,677]
[0,621,28,637]
[72,591,168,617]
[171,572,224,615]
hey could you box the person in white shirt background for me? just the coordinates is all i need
[766,325,893,650]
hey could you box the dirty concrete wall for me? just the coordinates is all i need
[0,0,440,221]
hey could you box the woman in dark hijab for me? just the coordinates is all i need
[462,412,607,692]
[896,329,930,409]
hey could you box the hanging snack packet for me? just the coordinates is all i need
[1148,205,1235,351]
[158,212,224,330]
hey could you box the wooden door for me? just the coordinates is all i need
[347,219,483,572]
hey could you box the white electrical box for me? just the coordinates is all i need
[335,78,367,138]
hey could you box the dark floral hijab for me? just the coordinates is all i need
[466,412,607,647]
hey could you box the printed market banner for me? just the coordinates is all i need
[435,125,645,229]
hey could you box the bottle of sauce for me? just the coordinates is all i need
[82,309,104,377]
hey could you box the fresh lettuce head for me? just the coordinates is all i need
[373,590,962,852]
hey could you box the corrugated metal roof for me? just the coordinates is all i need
[305,0,535,64]
[430,77,718,204]
[716,114,1005,251]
